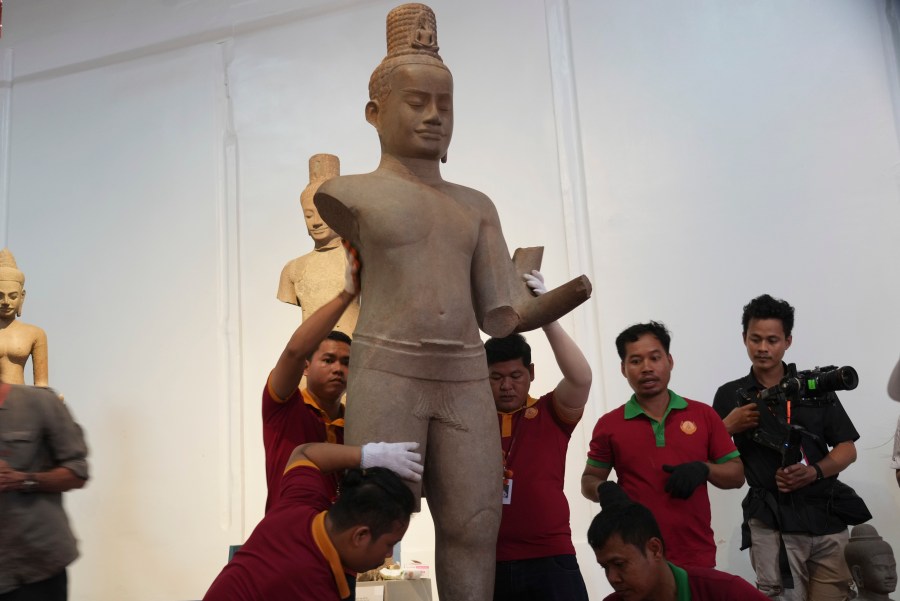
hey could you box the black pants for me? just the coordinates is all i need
[494,555,589,601]
[0,570,67,601]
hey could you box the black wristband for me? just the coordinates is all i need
[812,463,824,481]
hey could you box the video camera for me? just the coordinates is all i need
[737,364,858,466]
[756,364,858,405]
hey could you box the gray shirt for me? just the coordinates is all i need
[0,384,89,593]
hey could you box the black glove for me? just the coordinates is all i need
[596,481,632,508]
[662,462,709,499]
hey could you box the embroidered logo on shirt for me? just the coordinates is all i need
[680,420,697,435]
[524,407,539,419]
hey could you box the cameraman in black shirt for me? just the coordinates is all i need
[713,294,867,601]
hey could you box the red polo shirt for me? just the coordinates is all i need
[262,377,344,512]
[602,562,768,600]
[587,392,739,568]
[497,391,579,561]
[203,460,350,600]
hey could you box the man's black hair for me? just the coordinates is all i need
[742,294,795,338]
[484,334,531,367]
[307,330,352,361]
[587,501,666,555]
[330,467,415,539]
[614,321,671,360]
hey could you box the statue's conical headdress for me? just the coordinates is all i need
[308,153,340,183]
[0,249,24,285]
[845,524,893,569]
[300,153,340,205]
[0,249,26,317]
[369,3,449,102]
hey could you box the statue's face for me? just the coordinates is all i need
[300,188,338,248]
[860,553,897,594]
[0,281,23,319]
[372,63,453,160]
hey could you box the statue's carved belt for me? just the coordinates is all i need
[351,333,489,382]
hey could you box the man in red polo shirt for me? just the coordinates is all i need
[581,321,744,569]
[263,246,358,511]
[203,440,422,601]
[485,270,592,601]
[589,492,768,600]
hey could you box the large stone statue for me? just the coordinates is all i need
[845,524,897,601]
[277,153,359,334]
[0,249,48,387]
[314,4,591,599]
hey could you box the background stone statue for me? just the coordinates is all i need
[845,524,897,600]
[314,4,591,599]
[889,354,900,401]
[277,153,359,335]
[0,249,48,386]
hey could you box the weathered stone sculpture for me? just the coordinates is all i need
[314,4,591,599]
[0,249,48,386]
[277,153,359,334]
[845,524,897,601]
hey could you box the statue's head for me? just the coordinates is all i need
[0,249,25,320]
[300,154,341,249]
[366,3,453,162]
[846,524,898,595]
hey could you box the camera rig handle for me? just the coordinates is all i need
[737,385,824,467]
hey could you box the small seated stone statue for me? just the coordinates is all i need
[276,153,359,334]
[845,524,897,601]
[0,249,48,386]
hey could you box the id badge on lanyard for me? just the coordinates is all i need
[502,478,513,504]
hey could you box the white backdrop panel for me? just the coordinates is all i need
[5,43,241,599]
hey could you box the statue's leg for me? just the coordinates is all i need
[344,366,429,502]
[423,378,502,601]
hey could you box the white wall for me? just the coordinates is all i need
[1,1,898,599]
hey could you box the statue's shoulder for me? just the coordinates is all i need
[282,252,313,269]
[279,254,310,279]
[439,181,496,210]
[317,173,379,200]
[11,320,47,338]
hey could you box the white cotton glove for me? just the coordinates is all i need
[360,442,424,482]
[523,269,547,296]
[342,240,360,296]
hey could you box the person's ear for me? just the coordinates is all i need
[785,335,792,350]
[365,100,380,128]
[646,537,664,560]
[303,360,310,377]
[528,363,535,382]
[350,525,372,548]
